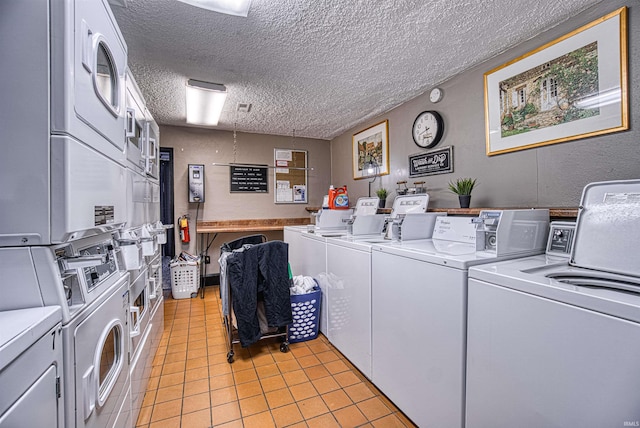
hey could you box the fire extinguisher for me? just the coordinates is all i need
[179,215,190,244]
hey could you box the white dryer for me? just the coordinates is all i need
[466,180,640,428]
[0,0,128,246]
[0,307,63,427]
[370,210,550,428]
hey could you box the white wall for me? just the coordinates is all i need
[330,1,639,208]
[160,125,331,266]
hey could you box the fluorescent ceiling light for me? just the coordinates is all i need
[186,79,227,126]
[176,0,252,17]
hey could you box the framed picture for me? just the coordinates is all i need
[484,7,628,156]
[352,120,390,180]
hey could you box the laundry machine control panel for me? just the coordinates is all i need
[546,221,576,257]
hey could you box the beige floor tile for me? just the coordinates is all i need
[270,403,304,427]
[322,389,353,411]
[289,381,318,401]
[242,410,276,428]
[304,364,330,381]
[158,372,184,388]
[184,367,209,383]
[264,388,295,409]
[324,359,350,374]
[210,386,238,407]
[334,371,361,388]
[297,354,322,369]
[180,408,211,427]
[254,363,278,379]
[305,412,341,428]
[278,359,302,373]
[315,350,340,364]
[150,398,182,422]
[260,374,287,393]
[311,376,340,394]
[332,404,368,428]
[290,346,313,358]
[357,396,392,420]
[371,413,412,428]
[155,384,184,404]
[239,394,269,417]
[297,396,330,420]
[185,346,207,360]
[148,416,180,428]
[236,380,263,399]
[307,340,331,354]
[210,373,235,391]
[344,382,376,403]
[182,391,211,414]
[211,401,241,426]
[233,368,259,384]
[282,369,309,387]
[184,378,210,397]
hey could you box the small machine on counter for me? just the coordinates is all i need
[473,209,550,256]
[312,208,354,236]
[346,197,386,237]
[384,194,443,241]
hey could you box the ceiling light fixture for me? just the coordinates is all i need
[185,79,227,126]
[176,0,252,17]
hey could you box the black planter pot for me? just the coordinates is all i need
[378,199,386,209]
[458,195,471,208]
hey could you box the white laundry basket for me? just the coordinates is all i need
[170,260,200,299]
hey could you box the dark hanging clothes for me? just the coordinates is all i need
[227,240,293,347]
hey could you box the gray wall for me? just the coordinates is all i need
[160,125,331,265]
[330,1,639,208]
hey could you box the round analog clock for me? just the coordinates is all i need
[412,110,444,149]
[430,87,443,103]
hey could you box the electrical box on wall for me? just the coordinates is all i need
[188,164,205,203]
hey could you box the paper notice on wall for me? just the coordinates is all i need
[275,168,289,174]
[275,150,292,161]
[276,180,293,202]
[276,160,288,167]
[293,185,306,202]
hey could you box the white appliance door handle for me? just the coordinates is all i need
[148,278,157,299]
[82,365,96,419]
[126,108,136,137]
[148,138,157,159]
[81,20,93,72]
[130,306,140,337]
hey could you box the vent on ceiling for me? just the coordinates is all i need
[237,103,252,113]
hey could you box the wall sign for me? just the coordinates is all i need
[408,146,453,177]
[274,149,308,203]
[230,165,268,193]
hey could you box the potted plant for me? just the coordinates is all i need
[448,178,477,208]
[375,188,389,208]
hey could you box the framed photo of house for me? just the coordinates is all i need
[484,7,628,156]
[352,120,390,180]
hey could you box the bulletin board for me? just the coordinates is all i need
[274,149,308,204]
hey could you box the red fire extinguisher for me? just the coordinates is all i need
[179,215,190,244]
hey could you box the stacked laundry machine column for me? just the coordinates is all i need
[0,0,163,427]
[122,68,166,425]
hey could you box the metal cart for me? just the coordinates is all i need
[219,235,290,363]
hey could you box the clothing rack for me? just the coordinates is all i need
[218,235,291,363]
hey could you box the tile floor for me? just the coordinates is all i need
[136,287,417,427]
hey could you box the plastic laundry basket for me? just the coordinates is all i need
[170,260,200,299]
[288,287,321,343]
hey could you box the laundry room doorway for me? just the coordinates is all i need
[160,147,175,290]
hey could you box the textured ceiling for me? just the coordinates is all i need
[111,0,602,140]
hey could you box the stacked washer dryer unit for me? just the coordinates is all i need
[0,0,137,427]
[466,180,640,428]
[123,69,165,425]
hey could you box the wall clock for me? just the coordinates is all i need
[430,87,444,103]
[412,110,444,149]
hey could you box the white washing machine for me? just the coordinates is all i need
[466,180,640,428]
[370,210,550,428]
[0,307,63,427]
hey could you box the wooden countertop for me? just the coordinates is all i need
[305,206,578,218]
[197,217,312,233]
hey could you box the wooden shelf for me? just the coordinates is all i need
[305,206,578,218]
[197,217,312,234]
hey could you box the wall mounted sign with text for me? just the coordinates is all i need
[408,146,453,178]
[230,165,269,192]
